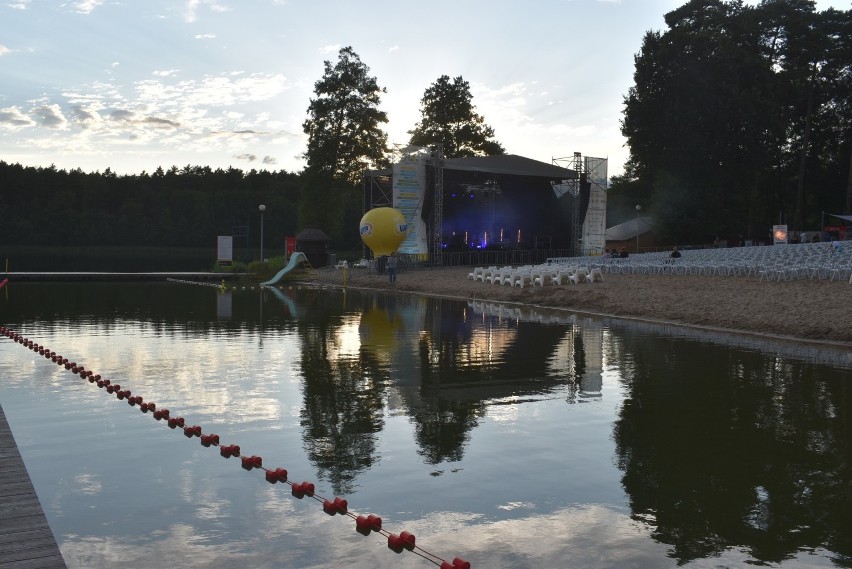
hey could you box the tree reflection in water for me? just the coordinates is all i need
[291,289,579,486]
[611,332,852,565]
[284,284,852,566]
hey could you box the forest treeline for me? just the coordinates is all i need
[1,0,850,257]
[0,162,307,250]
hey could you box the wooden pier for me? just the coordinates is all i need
[3,271,243,282]
[0,403,67,568]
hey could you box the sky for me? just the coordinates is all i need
[0,0,843,179]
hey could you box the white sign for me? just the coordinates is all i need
[773,225,788,245]
[217,235,233,262]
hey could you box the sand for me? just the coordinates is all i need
[306,265,852,346]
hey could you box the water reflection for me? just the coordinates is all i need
[610,329,852,565]
[272,286,851,565]
[2,282,850,568]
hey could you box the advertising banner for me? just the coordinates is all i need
[393,154,429,254]
[581,157,608,255]
[773,224,788,245]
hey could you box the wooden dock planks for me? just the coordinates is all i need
[0,403,67,568]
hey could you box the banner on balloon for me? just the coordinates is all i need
[392,154,429,254]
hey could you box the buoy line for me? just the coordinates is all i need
[166,277,227,290]
[0,325,470,569]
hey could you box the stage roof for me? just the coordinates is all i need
[366,153,577,180]
[443,154,577,179]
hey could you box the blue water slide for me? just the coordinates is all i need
[260,252,310,286]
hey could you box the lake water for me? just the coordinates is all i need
[1,282,850,569]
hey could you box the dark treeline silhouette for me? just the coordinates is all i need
[0,161,322,252]
[610,1,852,242]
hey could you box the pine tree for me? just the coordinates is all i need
[408,75,504,158]
[302,46,390,186]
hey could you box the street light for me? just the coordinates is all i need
[635,204,642,253]
[258,204,266,262]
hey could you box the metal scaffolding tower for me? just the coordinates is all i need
[430,144,444,267]
[553,152,584,257]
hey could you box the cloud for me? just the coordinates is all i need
[183,0,230,23]
[109,109,136,121]
[133,73,290,108]
[8,0,30,9]
[142,116,181,129]
[0,106,35,129]
[194,34,216,40]
[101,108,180,131]
[388,45,399,53]
[183,0,201,22]
[319,44,341,55]
[69,104,101,128]
[3,71,294,171]
[33,104,69,129]
[74,0,104,14]
[0,45,10,56]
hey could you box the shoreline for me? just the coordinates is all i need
[304,266,852,348]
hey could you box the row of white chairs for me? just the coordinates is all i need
[546,241,852,283]
[468,264,604,287]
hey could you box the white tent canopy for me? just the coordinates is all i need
[605,216,654,241]
[827,213,852,223]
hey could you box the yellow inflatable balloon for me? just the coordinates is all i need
[359,207,408,256]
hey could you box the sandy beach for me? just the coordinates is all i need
[307,265,852,346]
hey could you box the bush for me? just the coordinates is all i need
[247,255,288,281]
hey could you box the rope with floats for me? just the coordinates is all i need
[0,325,470,569]
[165,277,227,290]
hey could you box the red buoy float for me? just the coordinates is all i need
[183,425,202,437]
[265,467,287,483]
[240,455,262,470]
[219,444,239,457]
[200,434,219,447]
[399,531,415,550]
[291,481,315,498]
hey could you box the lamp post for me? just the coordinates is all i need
[635,204,642,253]
[258,204,266,262]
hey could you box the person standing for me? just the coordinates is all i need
[387,252,397,283]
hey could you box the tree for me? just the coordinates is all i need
[622,0,774,241]
[302,46,390,187]
[408,75,505,158]
[620,0,852,242]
